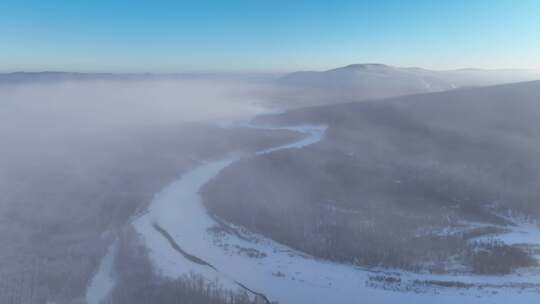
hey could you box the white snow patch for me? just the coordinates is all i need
[254,125,327,154]
[471,219,540,263]
[86,242,117,304]
[133,157,245,293]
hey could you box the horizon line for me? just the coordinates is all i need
[2,63,540,75]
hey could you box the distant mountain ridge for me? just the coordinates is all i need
[276,63,540,102]
[4,66,540,108]
[0,71,277,85]
[279,64,453,96]
[0,71,137,84]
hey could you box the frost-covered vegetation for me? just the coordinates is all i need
[203,81,540,274]
[466,241,538,274]
[0,114,297,303]
[111,228,260,304]
[3,75,540,303]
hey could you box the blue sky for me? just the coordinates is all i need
[1,0,539,72]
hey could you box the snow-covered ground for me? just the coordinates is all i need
[471,219,540,246]
[251,124,327,155]
[86,242,117,304]
[127,122,540,303]
[422,212,540,264]
[134,157,246,292]
[471,219,540,263]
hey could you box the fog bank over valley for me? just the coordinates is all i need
[2,68,540,303]
[0,76,296,303]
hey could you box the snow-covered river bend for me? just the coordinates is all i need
[87,122,540,304]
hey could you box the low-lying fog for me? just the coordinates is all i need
[2,69,540,303]
[0,78,273,182]
[1,79,270,132]
[0,77,294,303]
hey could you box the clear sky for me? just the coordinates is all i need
[1,0,539,72]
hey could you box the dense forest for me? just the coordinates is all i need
[203,81,540,273]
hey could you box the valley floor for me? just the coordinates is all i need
[89,122,540,303]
